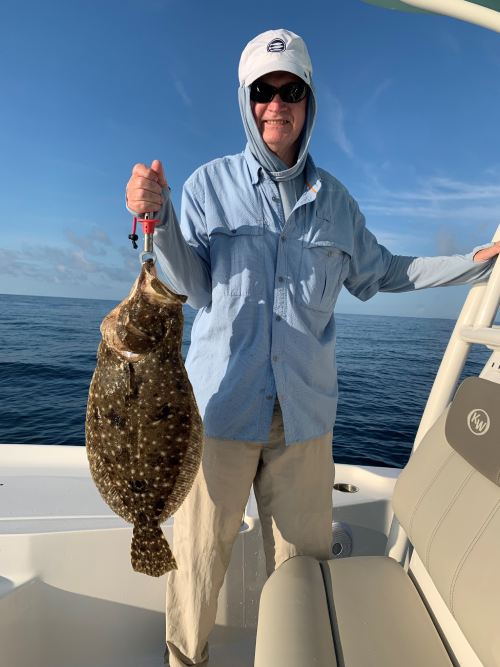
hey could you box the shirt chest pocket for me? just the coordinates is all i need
[298,239,350,313]
[209,224,265,297]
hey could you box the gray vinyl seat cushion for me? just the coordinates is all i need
[255,556,338,666]
[323,556,452,666]
[256,377,500,666]
[255,554,452,667]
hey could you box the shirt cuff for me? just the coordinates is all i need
[471,242,495,262]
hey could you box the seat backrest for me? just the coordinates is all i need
[393,377,500,667]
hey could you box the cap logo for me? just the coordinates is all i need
[267,38,286,53]
[467,409,490,436]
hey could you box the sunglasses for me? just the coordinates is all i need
[250,80,308,104]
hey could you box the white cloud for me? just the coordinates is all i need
[362,202,500,221]
[391,177,500,203]
[64,227,111,256]
[172,75,192,108]
[361,78,393,117]
[361,175,500,223]
[323,90,354,158]
[0,243,136,286]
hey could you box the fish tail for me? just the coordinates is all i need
[131,522,177,577]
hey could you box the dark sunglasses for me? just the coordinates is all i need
[250,80,308,104]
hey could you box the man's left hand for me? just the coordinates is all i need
[473,241,500,262]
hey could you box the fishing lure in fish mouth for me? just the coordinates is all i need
[85,259,203,577]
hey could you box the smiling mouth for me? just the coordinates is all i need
[264,119,290,125]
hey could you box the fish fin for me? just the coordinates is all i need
[131,522,177,577]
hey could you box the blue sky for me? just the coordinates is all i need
[1,0,499,318]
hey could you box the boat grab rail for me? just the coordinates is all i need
[387,223,500,563]
[414,224,500,450]
[402,0,500,34]
[460,325,500,347]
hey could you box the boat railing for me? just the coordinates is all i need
[404,0,500,33]
[364,0,500,33]
[414,222,500,451]
[387,222,500,562]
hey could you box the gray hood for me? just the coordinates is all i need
[238,83,317,183]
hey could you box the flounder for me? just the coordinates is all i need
[85,260,203,577]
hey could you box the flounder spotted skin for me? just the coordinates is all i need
[85,260,203,577]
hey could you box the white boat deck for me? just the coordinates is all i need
[0,444,399,667]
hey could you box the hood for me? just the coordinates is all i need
[238,84,317,182]
[237,28,317,182]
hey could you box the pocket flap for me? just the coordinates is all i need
[210,224,264,238]
[302,239,345,256]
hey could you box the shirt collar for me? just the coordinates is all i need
[244,144,262,185]
[244,143,321,192]
[303,154,321,193]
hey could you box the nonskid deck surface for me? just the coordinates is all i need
[94,625,256,667]
[1,540,258,667]
[199,626,256,667]
[2,577,255,667]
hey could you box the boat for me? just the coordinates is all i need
[1,3,499,666]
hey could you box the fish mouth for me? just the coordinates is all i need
[100,261,187,358]
[141,260,188,305]
[100,309,148,361]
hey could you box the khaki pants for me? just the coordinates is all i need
[165,404,335,666]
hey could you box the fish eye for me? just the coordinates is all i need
[130,479,148,493]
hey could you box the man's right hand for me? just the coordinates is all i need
[126,159,168,215]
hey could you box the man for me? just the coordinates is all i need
[126,29,498,667]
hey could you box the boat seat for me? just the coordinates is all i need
[255,377,500,667]
[255,555,452,666]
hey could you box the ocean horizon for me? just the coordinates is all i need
[0,290,468,320]
[0,292,490,468]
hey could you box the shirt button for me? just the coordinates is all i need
[272,355,279,362]
[278,276,284,283]
[275,315,282,322]
[281,235,286,241]
[266,395,273,400]
[231,229,237,234]
[272,195,280,202]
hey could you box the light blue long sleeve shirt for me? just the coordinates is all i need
[153,145,492,445]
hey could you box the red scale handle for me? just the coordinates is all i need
[129,215,160,253]
[139,217,159,234]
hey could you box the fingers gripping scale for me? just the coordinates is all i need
[129,212,160,264]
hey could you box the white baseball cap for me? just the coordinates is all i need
[238,29,313,87]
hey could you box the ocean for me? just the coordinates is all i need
[0,293,489,468]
